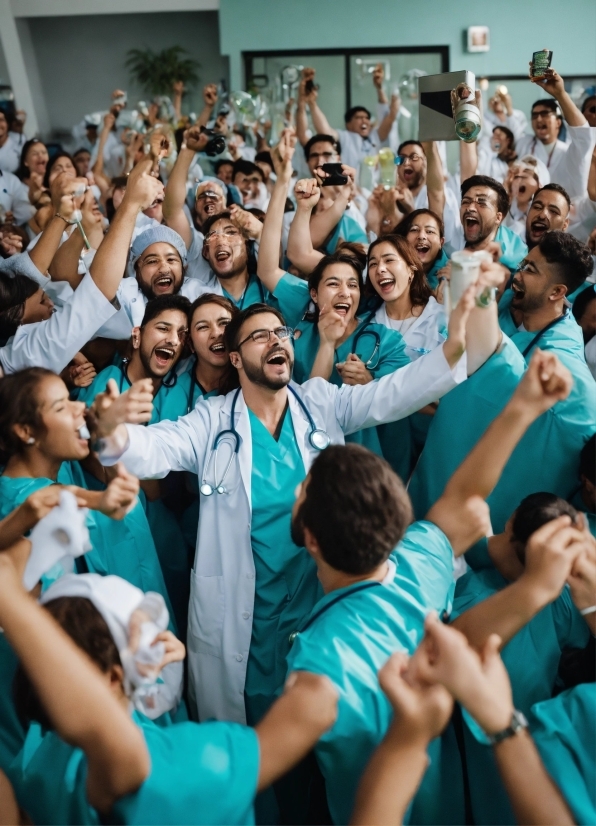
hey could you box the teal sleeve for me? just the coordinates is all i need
[76,370,114,407]
[530,684,596,826]
[395,521,454,613]
[272,272,310,329]
[450,569,502,621]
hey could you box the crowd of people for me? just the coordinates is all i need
[0,55,595,825]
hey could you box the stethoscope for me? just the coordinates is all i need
[521,309,569,358]
[339,312,381,371]
[118,362,177,423]
[186,358,208,414]
[233,274,265,311]
[199,386,331,496]
[288,581,382,645]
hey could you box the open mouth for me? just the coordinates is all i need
[154,347,175,367]
[266,349,287,366]
[209,342,226,354]
[530,220,548,236]
[203,202,218,214]
[377,277,396,294]
[333,302,351,316]
[415,242,430,257]
[215,249,231,262]
[464,214,480,234]
[153,274,173,291]
[511,280,525,300]
[402,168,414,179]
[519,185,526,194]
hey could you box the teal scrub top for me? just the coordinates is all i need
[285,521,455,826]
[0,635,23,773]
[494,224,528,272]
[244,408,320,726]
[531,683,596,826]
[79,364,191,633]
[324,212,368,254]
[409,326,596,534]
[8,713,259,826]
[442,567,591,826]
[222,272,273,310]
[426,248,449,290]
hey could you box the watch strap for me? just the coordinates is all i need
[487,709,528,745]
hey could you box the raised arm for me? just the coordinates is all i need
[91,113,115,184]
[195,84,218,130]
[308,165,356,248]
[531,66,587,128]
[0,549,149,814]
[308,82,339,142]
[286,178,324,273]
[376,97,400,144]
[255,671,337,791]
[296,70,314,146]
[420,141,446,219]
[90,158,163,301]
[162,125,209,248]
[257,128,296,292]
[427,350,573,553]
[414,615,575,826]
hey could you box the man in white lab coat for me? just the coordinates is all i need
[90,246,503,725]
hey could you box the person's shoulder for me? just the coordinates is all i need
[397,520,452,560]
[118,277,141,300]
[0,168,21,189]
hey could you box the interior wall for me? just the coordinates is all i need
[219,0,596,104]
[25,10,228,136]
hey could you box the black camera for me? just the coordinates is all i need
[200,126,226,157]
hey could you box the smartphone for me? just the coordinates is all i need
[321,163,348,186]
[532,50,553,78]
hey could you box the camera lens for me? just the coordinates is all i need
[454,107,481,142]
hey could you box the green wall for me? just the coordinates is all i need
[219,0,596,94]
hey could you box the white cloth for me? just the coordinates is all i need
[568,195,596,244]
[24,490,91,591]
[40,573,182,720]
[515,125,596,200]
[337,125,383,171]
[0,271,117,374]
[0,134,22,174]
[0,169,34,224]
[98,344,467,723]
[374,296,447,360]
[483,108,528,143]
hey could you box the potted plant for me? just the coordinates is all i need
[125,45,200,96]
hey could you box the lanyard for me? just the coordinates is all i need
[232,274,265,311]
[530,137,557,169]
[521,311,568,358]
[289,580,382,645]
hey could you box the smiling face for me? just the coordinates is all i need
[230,311,294,391]
[531,104,561,144]
[195,183,226,227]
[28,375,89,461]
[490,127,512,155]
[202,218,248,281]
[397,145,426,191]
[21,288,54,325]
[25,142,49,177]
[190,301,232,368]
[368,241,414,302]
[136,242,184,298]
[346,109,371,137]
[306,140,339,175]
[133,309,188,379]
[511,167,539,208]
[233,170,262,205]
[215,162,234,185]
[405,213,444,270]
[460,185,503,245]
[310,263,360,323]
[510,246,566,313]
[525,189,570,250]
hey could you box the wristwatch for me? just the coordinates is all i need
[486,709,528,745]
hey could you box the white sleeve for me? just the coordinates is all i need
[443,186,464,255]
[553,124,596,200]
[506,109,528,143]
[0,272,117,375]
[332,344,467,435]
[6,177,35,224]
[98,405,210,478]
[186,228,219,286]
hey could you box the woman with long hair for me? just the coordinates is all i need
[394,208,448,289]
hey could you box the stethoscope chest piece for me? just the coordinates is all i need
[310,429,331,451]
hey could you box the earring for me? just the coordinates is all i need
[26,437,35,445]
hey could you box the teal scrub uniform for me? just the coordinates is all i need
[244,408,320,725]
[531,683,596,826]
[426,247,449,290]
[0,635,23,773]
[494,224,528,271]
[409,319,596,533]
[79,364,192,633]
[8,712,260,826]
[324,213,368,253]
[272,272,410,455]
[222,272,273,310]
[285,521,455,826]
[442,567,591,826]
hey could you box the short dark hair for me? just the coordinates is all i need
[73,147,91,158]
[461,175,509,216]
[397,140,424,155]
[511,492,578,546]
[297,444,413,574]
[492,125,515,147]
[223,303,286,353]
[395,208,445,241]
[232,159,263,181]
[201,210,233,238]
[14,597,122,729]
[572,285,596,324]
[214,159,234,174]
[255,151,273,168]
[303,133,341,160]
[344,106,371,124]
[532,98,562,118]
[0,367,55,464]
[538,230,594,294]
[189,292,237,324]
[140,294,191,329]
[0,274,40,341]
[579,434,595,485]
[581,95,596,114]
[533,182,571,211]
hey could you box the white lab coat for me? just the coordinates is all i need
[0,271,117,374]
[515,125,596,201]
[99,344,466,722]
[0,169,35,224]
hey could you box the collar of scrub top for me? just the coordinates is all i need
[119,360,178,418]
[199,384,331,496]
[40,573,182,719]
[288,580,383,645]
[520,307,570,357]
[23,489,91,591]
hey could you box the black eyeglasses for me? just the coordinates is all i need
[237,326,294,347]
